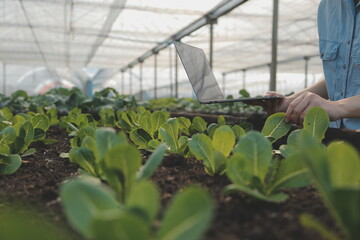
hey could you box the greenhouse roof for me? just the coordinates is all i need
[1,0,321,72]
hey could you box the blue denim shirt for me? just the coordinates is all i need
[318,0,360,129]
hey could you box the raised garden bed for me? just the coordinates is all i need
[2,110,357,239]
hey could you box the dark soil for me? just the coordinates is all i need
[0,126,83,239]
[153,155,340,240]
[0,125,342,240]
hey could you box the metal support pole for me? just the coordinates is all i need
[2,63,6,95]
[209,22,214,68]
[139,61,143,101]
[175,48,179,98]
[88,80,93,97]
[270,0,279,91]
[129,67,132,95]
[169,47,173,98]
[222,73,226,95]
[154,53,158,99]
[304,56,310,88]
[121,70,125,95]
[242,69,247,89]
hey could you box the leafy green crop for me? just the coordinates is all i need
[98,108,116,127]
[60,177,214,240]
[224,131,311,202]
[159,118,190,155]
[129,110,169,150]
[261,112,291,143]
[300,135,360,240]
[280,107,329,158]
[224,107,329,202]
[60,108,96,134]
[189,125,236,175]
[145,95,263,115]
[189,116,207,134]
[68,127,166,202]
[0,205,71,240]
[0,112,51,174]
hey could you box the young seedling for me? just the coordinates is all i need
[189,125,236,176]
[130,110,169,150]
[224,108,330,202]
[261,112,292,143]
[280,106,330,158]
[60,177,214,240]
[69,127,167,202]
[224,131,311,202]
[300,135,360,240]
[159,118,190,155]
[189,116,207,134]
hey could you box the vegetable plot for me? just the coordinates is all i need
[2,87,359,240]
[61,177,214,240]
[0,110,51,174]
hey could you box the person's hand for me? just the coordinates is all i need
[284,91,342,125]
[264,91,293,113]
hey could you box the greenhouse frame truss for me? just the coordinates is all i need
[0,0,322,98]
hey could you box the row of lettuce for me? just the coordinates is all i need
[0,95,359,240]
[62,106,358,240]
[0,87,262,116]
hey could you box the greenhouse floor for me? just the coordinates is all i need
[0,124,344,240]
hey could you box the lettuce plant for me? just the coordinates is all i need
[261,112,292,143]
[223,112,308,202]
[189,125,236,175]
[224,108,330,202]
[204,115,232,139]
[280,106,330,158]
[60,108,96,134]
[69,127,166,202]
[159,118,190,155]
[224,131,311,202]
[129,110,168,150]
[98,108,116,127]
[0,205,71,240]
[189,116,207,134]
[0,113,51,174]
[60,176,214,240]
[300,136,360,240]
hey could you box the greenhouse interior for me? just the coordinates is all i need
[1,0,322,98]
[1,1,360,240]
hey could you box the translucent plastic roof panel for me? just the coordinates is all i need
[0,0,223,68]
[1,0,322,97]
[180,0,320,74]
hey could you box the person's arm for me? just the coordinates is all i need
[288,78,328,99]
[265,78,328,113]
[336,95,360,119]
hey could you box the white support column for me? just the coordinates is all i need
[121,70,125,95]
[222,73,226,95]
[270,0,279,91]
[209,22,214,68]
[2,63,6,95]
[304,56,310,88]
[139,61,143,101]
[154,53,158,99]
[129,67,132,95]
[169,46,173,98]
[175,48,179,98]
[242,69,246,90]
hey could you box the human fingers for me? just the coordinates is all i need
[277,97,293,113]
[299,101,317,126]
[285,93,306,122]
[291,96,311,124]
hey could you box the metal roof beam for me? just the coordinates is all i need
[223,54,319,74]
[120,0,248,72]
